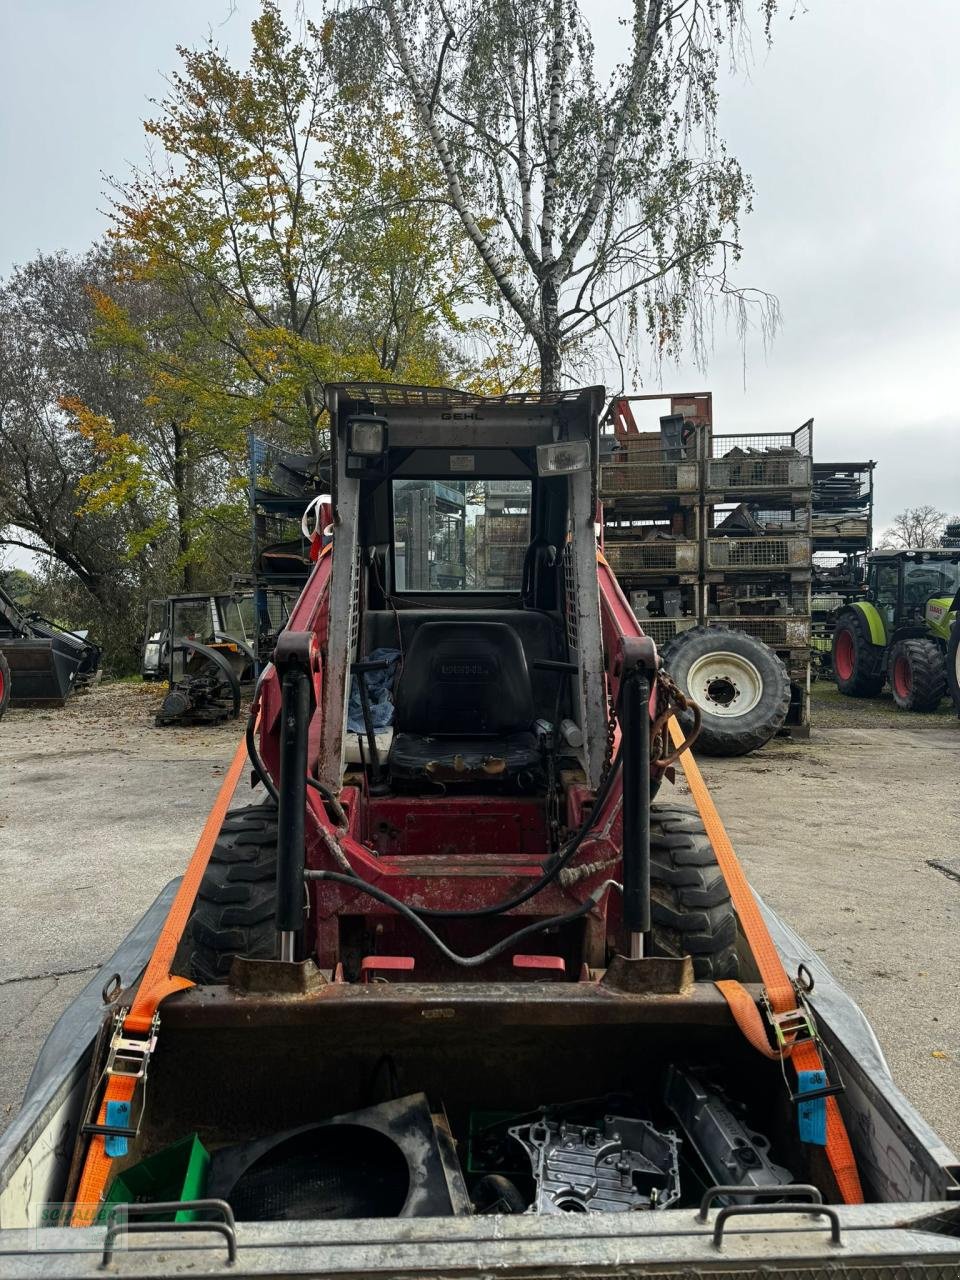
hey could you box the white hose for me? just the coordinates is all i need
[301,494,332,540]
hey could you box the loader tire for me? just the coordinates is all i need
[887,638,946,712]
[948,619,960,716]
[0,651,9,721]
[660,625,790,757]
[831,610,884,697]
[188,803,279,983]
[649,804,738,981]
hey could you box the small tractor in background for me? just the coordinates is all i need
[0,582,101,717]
[143,593,257,727]
[831,547,960,712]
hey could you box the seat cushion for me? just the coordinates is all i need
[390,731,540,782]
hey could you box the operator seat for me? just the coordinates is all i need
[390,621,542,783]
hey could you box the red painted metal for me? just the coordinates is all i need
[834,626,855,681]
[360,955,415,982]
[252,522,663,979]
[512,954,566,972]
[893,654,911,699]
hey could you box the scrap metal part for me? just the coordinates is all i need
[663,1065,792,1199]
[509,1113,680,1214]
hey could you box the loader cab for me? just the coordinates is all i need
[319,384,608,799]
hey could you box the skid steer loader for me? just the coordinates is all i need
[1,385,958,1277]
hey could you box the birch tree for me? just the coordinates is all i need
[341,0,780,391]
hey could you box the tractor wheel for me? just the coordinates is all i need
[887,639,946,712]
[831,610,884,697]
[660,625,790,757]
[649,804,738,981]
[188,803,279,983]
[0,650,9,721]
[948,620,960,715]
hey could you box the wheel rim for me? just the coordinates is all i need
[834,627,855,680]
[893,654,912,699]
[686,652,763,718]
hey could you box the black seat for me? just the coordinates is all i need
[390,622,541,783]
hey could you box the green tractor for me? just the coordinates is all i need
[831,547,960,712]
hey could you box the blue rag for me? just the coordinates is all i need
[347,648,401,733]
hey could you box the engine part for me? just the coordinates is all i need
[509,1113,680,1213]
[663,1065,792,1199]
[155,639,246,727]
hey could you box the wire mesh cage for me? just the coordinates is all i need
[485,544,525,577]
[481,515,529,543]
[705,536,810,571]
[600,459,700,496]
[708,615,812,647]
[604,540,700,574]
[708,421,813,460]
[637,616,699,646]
[706,455,812,493]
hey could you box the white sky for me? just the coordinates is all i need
[1,0,958,573]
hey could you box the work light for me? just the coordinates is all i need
[536,439,590,476]
[347,415,388,456]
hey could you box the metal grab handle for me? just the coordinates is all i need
[711,1202,842,1249]
[101,1199,236,1267]
[697,1183,822,1221]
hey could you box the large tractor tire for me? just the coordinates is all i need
[188,803,279,983]
[831,610,884,697]
[887,638,947,712]
[649,804,738,980]
[660,625,790,757]
[0,650,9,721]
[949,619,960,715]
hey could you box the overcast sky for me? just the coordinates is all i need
[0,0,957,570]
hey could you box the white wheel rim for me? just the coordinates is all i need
[686,651,764,718]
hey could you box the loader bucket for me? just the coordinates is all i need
[0,636,80,706]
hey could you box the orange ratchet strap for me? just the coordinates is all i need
[667,715,863,1204]
[71,732,251,1224]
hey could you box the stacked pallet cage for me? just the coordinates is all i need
[600,394,710,649]
[600,399,814,737]
[702,421,814,736]
[810,461,876,665]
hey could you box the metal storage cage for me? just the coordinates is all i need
[704,421,813,497]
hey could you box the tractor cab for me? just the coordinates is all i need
[865,548,960,637]
[315,383,609,801]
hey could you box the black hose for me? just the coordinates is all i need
[245,687,344,821]
[246,708,279,804]
[304,869,618,968]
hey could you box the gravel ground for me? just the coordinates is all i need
[1,678,958,1154]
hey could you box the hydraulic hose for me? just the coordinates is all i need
[304,869,620,968]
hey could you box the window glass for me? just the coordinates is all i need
[392,479,532,591]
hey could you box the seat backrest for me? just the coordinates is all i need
[363,609,564,719]
[393,622,535,736]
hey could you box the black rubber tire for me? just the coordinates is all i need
[649,804,739,980]
[948,619,960,716]
[188,803,279,983]
[0,650,9,721]
[887,638,947,712]
[660,625,790,757]
[831,610,884,697]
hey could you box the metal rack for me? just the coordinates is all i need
[600,394,813,739]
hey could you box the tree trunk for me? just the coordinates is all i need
[539,275,563,393]
[171,421,196,592]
